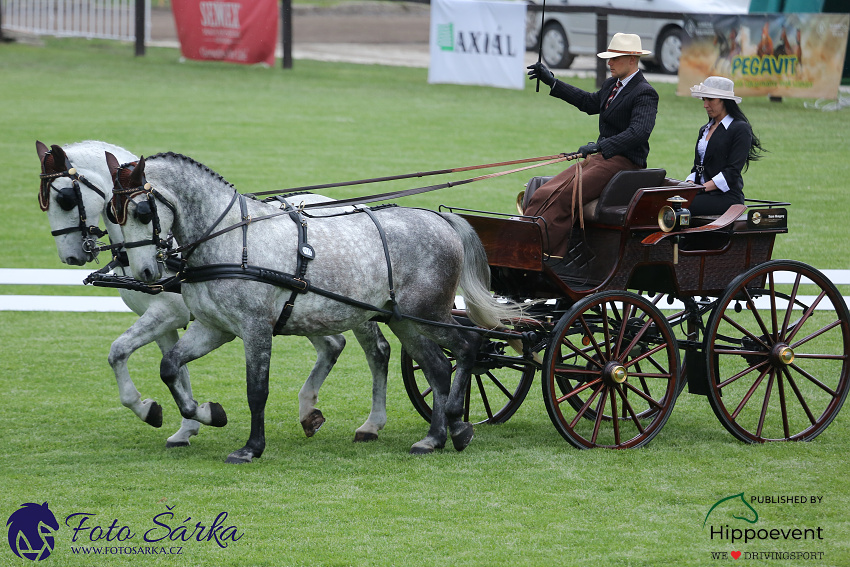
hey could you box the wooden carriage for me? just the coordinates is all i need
[402,170,850,449]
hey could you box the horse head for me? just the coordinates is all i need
[36,140,134,265]
[6,502,60,560]
[106,152,176,283]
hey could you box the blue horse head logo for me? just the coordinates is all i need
[703,492,759,528]
[6,502,60,561]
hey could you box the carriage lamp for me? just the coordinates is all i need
[657,196,691,265]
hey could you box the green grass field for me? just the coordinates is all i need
[1,38,849,566]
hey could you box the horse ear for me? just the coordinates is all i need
[50,145,68,172]
[129,156,146,187]
[105,152,120,178]
[36,141,49,161]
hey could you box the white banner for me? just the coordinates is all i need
[428,0,526,90]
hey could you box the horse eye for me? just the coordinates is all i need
[56,186,77,211]
[134,200,153,225]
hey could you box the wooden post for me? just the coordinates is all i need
[282,0,292,69]
[135,0,145,56]
[595,13,608,89]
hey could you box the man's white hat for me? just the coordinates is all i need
[597,33,652,59]
[690,76,742,103]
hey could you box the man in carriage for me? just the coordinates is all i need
[525,33,659,259]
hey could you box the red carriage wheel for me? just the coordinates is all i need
[401,341,536,425]
[542,291,680,449]
[704,260,850,442]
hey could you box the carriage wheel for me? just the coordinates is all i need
[704,260,850,443]
[400,341,536,425]
[542,291,680,449]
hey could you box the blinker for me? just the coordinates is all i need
[56,185,78,212]
[134,199,154,225]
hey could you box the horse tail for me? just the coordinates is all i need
[439,213,523,329]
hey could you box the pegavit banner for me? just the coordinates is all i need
[428,0,526,90]
[678,13,850,100]
[172,0,278,66]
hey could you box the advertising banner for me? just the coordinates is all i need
[172,0,278,66]
[428,0,526,90]
[678,13,850,100]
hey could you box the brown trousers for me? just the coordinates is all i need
[524,154,639,257]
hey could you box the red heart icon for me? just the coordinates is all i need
[731,551,742,559]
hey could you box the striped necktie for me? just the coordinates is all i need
[605,80,622,109]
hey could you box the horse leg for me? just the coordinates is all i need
[299,335,347,437]
[442,329,482,452]
[153,330,202,449]
[160,321,234,429]
[350,321,390,442]
[107,304,190,429]
[391,323,451,454]
[225,328,274,464]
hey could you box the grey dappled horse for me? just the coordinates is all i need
[109,152,517,462]
[37,141,391,447]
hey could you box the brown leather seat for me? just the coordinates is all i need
[524,168,667,226]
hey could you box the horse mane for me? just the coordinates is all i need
[146,152,235,190]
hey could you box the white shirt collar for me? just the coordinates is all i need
[617,70,639,88]
[706,114,735,130]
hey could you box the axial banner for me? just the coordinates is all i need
[171,0,278,66]
[428,0,527,90]
[678,13,849,100]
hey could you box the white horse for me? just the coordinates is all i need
[37,141,391,446]
[108,152,519,462]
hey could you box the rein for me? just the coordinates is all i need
[244,153,574,199]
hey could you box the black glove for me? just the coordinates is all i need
[578,141,600,158]
[527,62,555,87]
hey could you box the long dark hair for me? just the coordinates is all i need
[723,99,766,171]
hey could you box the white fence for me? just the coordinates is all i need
[1,0,150,42]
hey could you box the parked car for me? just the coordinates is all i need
[526,0,751,74]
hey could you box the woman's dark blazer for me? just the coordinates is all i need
[692,118,753,202]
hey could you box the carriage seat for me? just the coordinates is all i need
[524,168,667,226]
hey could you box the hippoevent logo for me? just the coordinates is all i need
[199,2,241,30]
[6,503,59,561]
[704,492,826,561]
[6,501,244,560]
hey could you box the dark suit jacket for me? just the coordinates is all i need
[549,71,658,168]
[691,118,753,202]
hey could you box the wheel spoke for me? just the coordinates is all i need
[560,336,605,369]
[730,366,771,420]
[717,359,770,389]
[578,313,606,363]
[776,370,790,439]
[721,313,771,351]
[756,373,776,438]
[768,272,779,341]
[742,287,773,345]
[790,319,843,350]
[591,388,610,444]
[623,381,664,410]
[788,363,839,397]
[781,366,817,426]
[602,302,612,359]
[785,290,827,344]
[625,342,669,369]
[557,378,602,403]
[780,273,802,338]
[610,389,620,445]
[615,384,646,434]
[475,375,494,421]
[568,385,603,428]
[613,301,632,358]
[483,370,516,400]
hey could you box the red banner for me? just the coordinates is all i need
[172,0,278,66]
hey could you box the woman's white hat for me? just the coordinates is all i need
[690,76,742,103]
[597,33,652,59]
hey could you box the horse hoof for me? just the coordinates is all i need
[451,422,474,451]
[409,445,435,455]
[300,409,325,437]
[353,431,378,443]
[207,402,228,427]
[225,449,254,464]
[165,440,190,449]
[144,401,163,428]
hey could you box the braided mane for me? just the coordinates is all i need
[146,152,235,189]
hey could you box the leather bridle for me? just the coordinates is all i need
[39,147,109,258]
